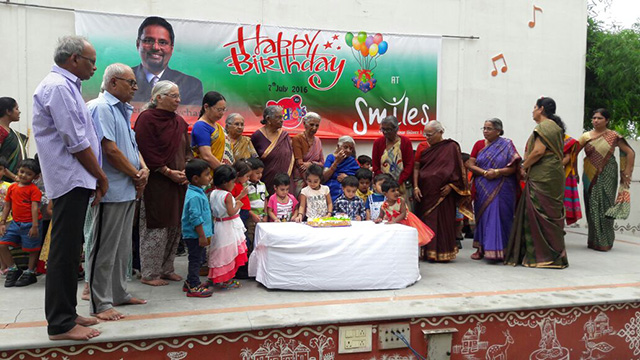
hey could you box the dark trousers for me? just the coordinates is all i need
[45,187,91,335]
[183,238,205,287]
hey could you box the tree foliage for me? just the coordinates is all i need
[585,17,640,138]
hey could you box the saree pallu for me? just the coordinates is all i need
[251,129,295,194]
[505,120,567,268]
[292,135,324,195]
[580,130,633,251]
[325,155,361,201]
[473,137,520,260]
[380,139,404,181]
[380,139,412,210]
[0,128,27,181]
[231,135,258,161]
[416,139,472,262]
[563,135,582,225]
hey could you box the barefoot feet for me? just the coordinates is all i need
[81,283,90,301]
[75,315,100,326]
[160,273,183,281]
[119,297,147,305]
[49,324,100,341]
[141,278,169,286]
[94,308,124,321]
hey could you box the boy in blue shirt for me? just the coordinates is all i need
[181,159,213,298]
[366,173,392,221]
[333,176,366,220]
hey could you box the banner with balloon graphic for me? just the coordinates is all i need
[346,31,389,93]
[76,11,441,140]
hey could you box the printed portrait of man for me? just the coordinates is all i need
[132,16,203,105]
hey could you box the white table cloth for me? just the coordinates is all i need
[248,221,420,290]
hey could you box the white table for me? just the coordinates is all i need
[248,221,420,291]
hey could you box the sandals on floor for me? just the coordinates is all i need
[219,280,241,290]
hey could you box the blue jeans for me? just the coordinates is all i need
[183,238,205,287]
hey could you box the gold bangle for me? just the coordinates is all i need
[483,170,488,176]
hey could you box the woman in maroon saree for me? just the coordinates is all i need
[414,121,472,262]
[135,81,191,286]
[251,105,295,193]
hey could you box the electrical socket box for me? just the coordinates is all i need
[378,323,411,350]
[338,325,373,354]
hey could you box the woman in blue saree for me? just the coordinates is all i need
[323,136,361,201]
[466,118,521,261]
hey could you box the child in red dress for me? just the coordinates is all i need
[375,179,433,246]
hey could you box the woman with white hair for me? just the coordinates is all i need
[291,112,325,196]
[323,135,360,201]
[135,80,191,286]
[250,105,295,192]
[225,113,257,161]
[414,120,471,262]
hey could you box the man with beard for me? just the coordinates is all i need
[132,16,203,105]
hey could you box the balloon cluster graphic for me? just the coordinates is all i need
[345,31,389,93]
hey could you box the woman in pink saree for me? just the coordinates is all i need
[291,112,324,196]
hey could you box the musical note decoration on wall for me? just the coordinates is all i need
[529,5,543,28]
[491,54,508,76]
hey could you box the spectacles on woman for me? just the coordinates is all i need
[481,127,496,131]
[163,93,180,99]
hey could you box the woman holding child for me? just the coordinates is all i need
[192,91,234,169]
[324,136,361,201]
[135,81,191,286]
[292,112,325,197]
[414,120,472,262]
[466,118,521,261]
[251,105,295,193]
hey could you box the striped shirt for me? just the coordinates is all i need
[247,181,268,215]
[32,65,101,199]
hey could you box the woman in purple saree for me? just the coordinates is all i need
[466,119,521,261]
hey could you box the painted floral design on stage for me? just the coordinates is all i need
[617,311,640,356]
[5,303,640,360]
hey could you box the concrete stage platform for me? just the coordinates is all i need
[1,228,640,359]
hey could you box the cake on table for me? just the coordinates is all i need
[306,215,352,227]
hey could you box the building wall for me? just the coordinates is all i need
[0,0,588,157]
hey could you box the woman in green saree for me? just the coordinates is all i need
[579,108,635,251]
[505,97,568,269]
[0,97,27,182]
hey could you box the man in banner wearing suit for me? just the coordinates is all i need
[132,16,203,105]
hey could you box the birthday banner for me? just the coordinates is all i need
[75,11,441,140]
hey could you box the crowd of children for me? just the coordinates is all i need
[177,154,436,298]
[0,148,440,295]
